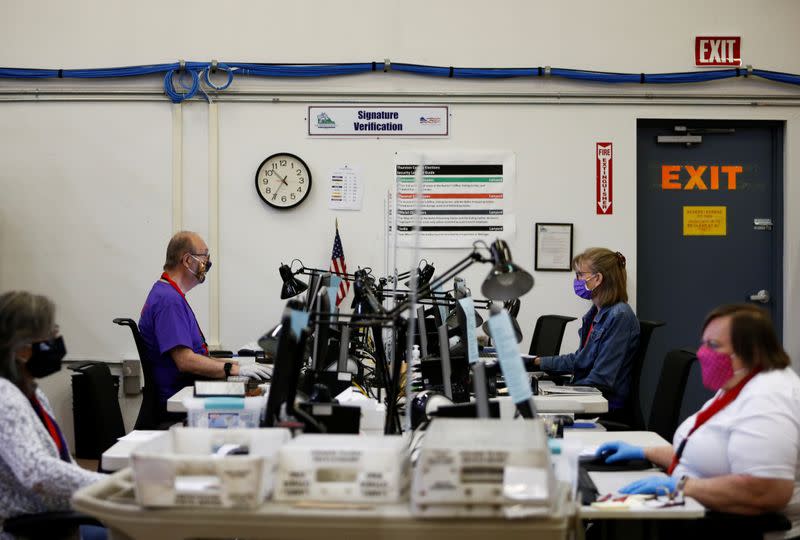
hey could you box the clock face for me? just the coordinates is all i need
[255,153,312,209]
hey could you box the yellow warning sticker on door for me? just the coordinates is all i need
[683,206,727,236]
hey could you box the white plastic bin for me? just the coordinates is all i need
[183,395,266,428]
[131,427,290,508]
[275,433,409,503]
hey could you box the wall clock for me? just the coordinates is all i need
[255,152,312,209]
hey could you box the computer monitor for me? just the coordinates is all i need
[312,285,332,372]
[261,305,309,427]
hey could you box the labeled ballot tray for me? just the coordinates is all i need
[130,427,289,508]
[73,468,574,540]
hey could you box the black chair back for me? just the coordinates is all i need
[3,510,102,540]
[648,348,697,442]
[112,317,163,430]
[627,320,665,429]
[69,362,126,459]
[528,314,577,357]
[600,319,665,430]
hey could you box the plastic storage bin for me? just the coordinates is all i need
[131,427,290,508]
[275,433,409,503]
[183,395,266,428]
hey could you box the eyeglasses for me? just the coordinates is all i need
[189,253,212,271]
[575,271,596,280]
[699,339,721,349]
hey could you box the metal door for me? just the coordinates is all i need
[636,119,784,423]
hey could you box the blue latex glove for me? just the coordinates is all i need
[595,441,645,464]
[619,475,677,495]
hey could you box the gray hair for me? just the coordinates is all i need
[0,291,55,390]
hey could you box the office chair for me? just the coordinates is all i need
[112,317,170,430]
[528,314,577,357]
[69,362,126,460]
[600,319,665,431]
[3,510,103,540]
[647,348,697,442]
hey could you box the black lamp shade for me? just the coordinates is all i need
[481,240,534,301]
[279,264,308,299]
[481,299,523,343]
[403,262,436,288]
[446,308,484,329]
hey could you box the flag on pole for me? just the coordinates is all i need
[329,220,350,306]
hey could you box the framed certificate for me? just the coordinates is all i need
[534,223,573,271]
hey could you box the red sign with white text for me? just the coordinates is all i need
[596,142,613,215]
[695,36,741,66]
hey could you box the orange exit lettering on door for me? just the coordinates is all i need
[661,165,742,190]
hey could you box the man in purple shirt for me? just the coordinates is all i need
[139,231,269,422]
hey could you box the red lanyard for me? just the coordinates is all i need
[30,395,70,462]
[583,322,595,348]
[667,369,759,474]
[160,272,209,355]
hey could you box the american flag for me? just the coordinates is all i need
[329,221,350,306]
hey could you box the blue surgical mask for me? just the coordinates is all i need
[573,278,594,300]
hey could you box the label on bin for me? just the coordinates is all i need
[204,397,245,410]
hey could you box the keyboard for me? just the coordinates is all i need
[578,465,599,505]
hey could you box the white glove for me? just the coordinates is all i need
[238,363,271,381]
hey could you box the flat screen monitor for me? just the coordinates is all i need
[312,286,332,372]
[261,308,309,427]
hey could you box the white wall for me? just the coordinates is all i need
[1,0,799,438]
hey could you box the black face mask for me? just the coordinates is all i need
[26,335,67,378]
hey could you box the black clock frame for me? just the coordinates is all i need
[255,152,313,210]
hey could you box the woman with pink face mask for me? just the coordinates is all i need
[596,304,800,537]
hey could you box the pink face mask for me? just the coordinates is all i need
[697,345,734,390]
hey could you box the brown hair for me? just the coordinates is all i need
[0,291,56,395]
[573,247,628,307]
[703,304,789,371]
[163,231,198,271]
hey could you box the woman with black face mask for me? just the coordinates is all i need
[0,291,105,538]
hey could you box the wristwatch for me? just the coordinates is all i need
[223,362,233,378]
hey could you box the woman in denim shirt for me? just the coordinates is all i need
[534,248,639,410]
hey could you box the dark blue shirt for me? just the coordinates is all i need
[539,302,639,409]
[138,281,206,408]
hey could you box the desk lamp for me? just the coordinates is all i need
[482,298,523,343]
[381,239,534,431]
[351,269,385,317]
[445,277,485,329]
[482,240,535,301]
[278,259,359,301]
[279,263,309,299]
[387,239,532,317]
[403,261,435,288]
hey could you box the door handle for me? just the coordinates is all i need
[749,289,770,304]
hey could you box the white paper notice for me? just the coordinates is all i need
[535,223,572,270]
[329,165,363,210]
[394,151,516,248]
